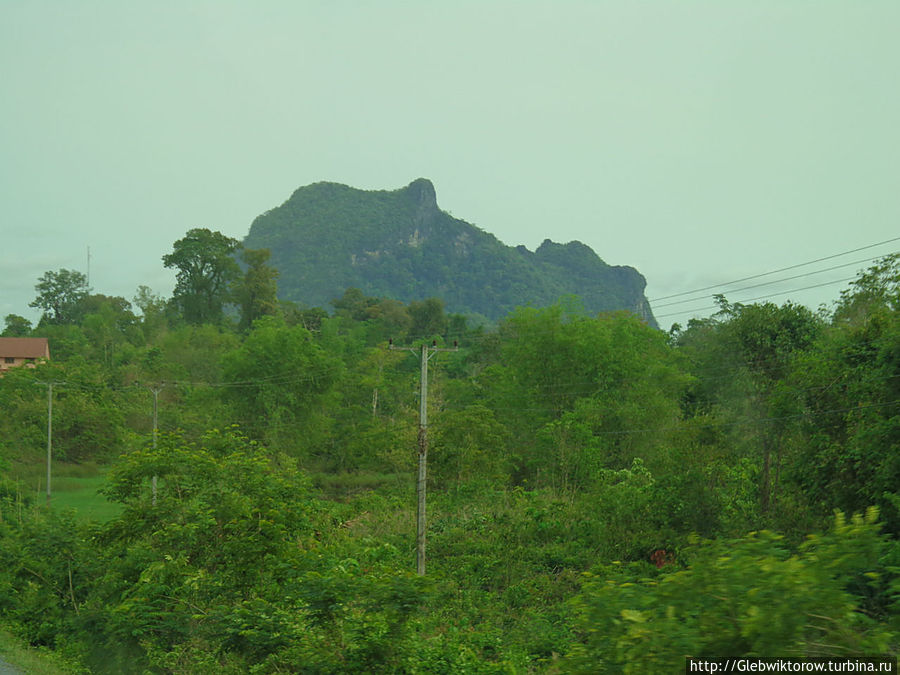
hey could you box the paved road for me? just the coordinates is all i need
[0,655,22,674]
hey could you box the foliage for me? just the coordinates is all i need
[431,404,509,488]
[162,228,241,325]
[243,179,656,323]
[2,251,899,672]
[834,253,900,322]
[566,509,898,674]
[3,313,33,337]
[487,305,688,486]
[789,256,900,534]
[132,285,168,342]
[407,297,449,338]
[675,299,824,525]
[234,247,279,331]
[221,315,340,454]
[30,269,90,325]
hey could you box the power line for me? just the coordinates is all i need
[648,236,900,303]
[651,253,891,310]
[654,275,858,320]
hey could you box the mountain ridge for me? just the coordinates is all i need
[243,178,656,325]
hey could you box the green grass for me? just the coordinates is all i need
[5,461,122,523]
[50,474,122,522]
[0,629,84,674]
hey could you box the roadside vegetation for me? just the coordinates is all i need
[0,233,897,672]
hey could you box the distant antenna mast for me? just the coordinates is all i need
[86,246,91,287]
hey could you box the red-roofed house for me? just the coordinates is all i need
[0,337,50,374]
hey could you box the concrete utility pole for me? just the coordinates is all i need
[137,382,166,506]
[35,381,64,506]
[389,339,457,576]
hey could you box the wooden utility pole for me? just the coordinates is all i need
[390,339,457,576]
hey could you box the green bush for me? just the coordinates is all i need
[566,508,898,674]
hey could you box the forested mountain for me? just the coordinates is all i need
[243,178,657,324]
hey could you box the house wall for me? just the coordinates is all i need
[1,356,41,372]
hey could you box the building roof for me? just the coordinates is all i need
[0,337,50,358]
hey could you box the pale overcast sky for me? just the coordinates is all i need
[2,2,898,329]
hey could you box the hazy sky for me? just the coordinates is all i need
[3,2,899,329]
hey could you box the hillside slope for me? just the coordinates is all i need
[243,178,656,324]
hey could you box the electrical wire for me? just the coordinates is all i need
[650,253,891,310]
[654,275,858,320]
[647,236,900,303]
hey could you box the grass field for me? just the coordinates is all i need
[4,461,122,523]
[50,475,122,522]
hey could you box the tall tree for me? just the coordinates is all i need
[2,314,32,337]
[791,256,900,533]
[162,228,240,325]
[133,285,168,341]
[407,297,448,337]
[676,297,822,521]
[235,247,279,330]
[29,268,89,324]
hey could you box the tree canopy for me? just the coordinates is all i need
[29,268,89,325]
[1,252,898,672]
[162,228,241,325]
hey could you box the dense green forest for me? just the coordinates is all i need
[243,178,657,325]
[0,229,898,673]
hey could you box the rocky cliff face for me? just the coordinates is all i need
[243,179,656,325]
